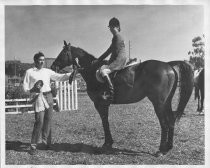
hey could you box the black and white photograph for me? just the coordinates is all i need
[1,0,209,167]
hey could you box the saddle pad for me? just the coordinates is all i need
[124,61,139,68]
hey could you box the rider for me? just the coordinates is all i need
[95,17,128,101]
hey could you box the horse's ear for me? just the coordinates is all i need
[68,42,71,46]
[64,40,68,46]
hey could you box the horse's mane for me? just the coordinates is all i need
[72,46,96,62]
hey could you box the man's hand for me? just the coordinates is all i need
[91,60,98,66]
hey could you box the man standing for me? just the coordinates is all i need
[23,52,71,155]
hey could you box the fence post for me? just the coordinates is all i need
[64,81,67,110]
[67,82,71,110]
[16,101,19,113]
[59,82,63,111]
[71,81,75,110]
[75,80,78,110]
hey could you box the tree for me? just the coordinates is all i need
[188,35,205,70]
[5,60,34,77]
[5,63,15,76]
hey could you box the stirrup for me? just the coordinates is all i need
[101,91,114,101]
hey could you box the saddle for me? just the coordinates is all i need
[97,61,139,88]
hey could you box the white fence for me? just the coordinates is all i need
[5,80,78,114]
[56,80,78,111]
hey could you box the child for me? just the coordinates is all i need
[95,17,128,102]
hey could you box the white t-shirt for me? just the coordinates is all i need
[23,67,71,93]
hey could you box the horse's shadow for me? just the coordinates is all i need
[6,141,29,152]
[182,112,204,117]
[6,141,155,157]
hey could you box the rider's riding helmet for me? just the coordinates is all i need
[108,17,120,31]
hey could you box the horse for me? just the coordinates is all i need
[51,41,194,157]
[194,68,204,112]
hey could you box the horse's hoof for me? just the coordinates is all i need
[155,151,167,157]
[102,143,113,150]
[167,144,173,150]
[101,144,113,154]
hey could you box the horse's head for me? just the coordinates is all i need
[51,40,96,72]
[51,40,74,72]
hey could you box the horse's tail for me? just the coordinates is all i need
[168,61,194,122]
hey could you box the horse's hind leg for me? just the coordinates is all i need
[200,88,204,112]
[94,102,113,149]
[196,89,201,112]
[198,93,201,112]
[151,102,169,155]
[166,103,176,150]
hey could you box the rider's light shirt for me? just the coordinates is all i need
[108,33,127,71]
[109,33,126,63]
[99,33,128,71]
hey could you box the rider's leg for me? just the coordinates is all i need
[103,74,114,95]
[100,67,114,100]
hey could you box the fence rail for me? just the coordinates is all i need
[5,80,78,114]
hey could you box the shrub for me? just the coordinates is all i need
[5,85,30,99]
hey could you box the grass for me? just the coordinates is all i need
[5,91,204,165]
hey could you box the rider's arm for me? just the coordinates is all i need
[98,45,112,62]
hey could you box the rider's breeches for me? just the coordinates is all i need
[99,65,112,77]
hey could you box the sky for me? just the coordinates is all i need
[5,5,204,63]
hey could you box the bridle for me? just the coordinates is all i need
[65,44,83,84]
[65,44,81,70]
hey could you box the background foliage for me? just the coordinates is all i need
[188,35,205,70]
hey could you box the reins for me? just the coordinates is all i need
[67,44,84,84]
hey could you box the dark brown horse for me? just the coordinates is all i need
[51,41,194,156]
[194,68,204,112]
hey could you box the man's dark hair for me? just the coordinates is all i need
[34,52,45,62]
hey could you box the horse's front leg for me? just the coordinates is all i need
[94,102,113,149]
[200,89,204,112]
[198,92,201,112]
